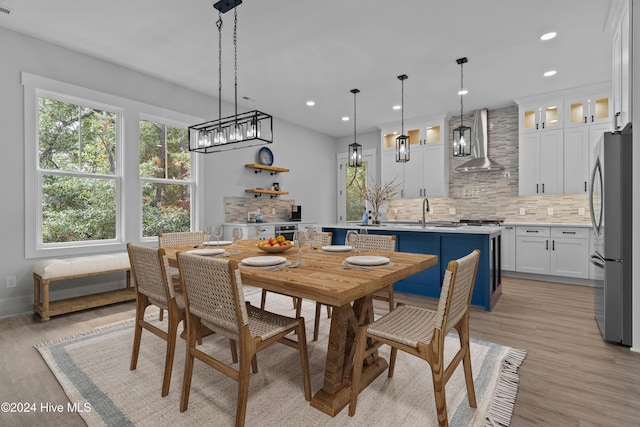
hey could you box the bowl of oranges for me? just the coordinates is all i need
[256,235,294,253]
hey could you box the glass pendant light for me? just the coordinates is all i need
[348,88,362,167]
[453,57,471,157]
[396,74,409,163]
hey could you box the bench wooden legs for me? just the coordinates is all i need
[33,275,51,321]
[33,270,134,321]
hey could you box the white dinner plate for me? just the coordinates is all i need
[203,240,233,246]
[345,255,390,266]
[241,256,287,267]
[187,248,226,256]
[322,245,353,252]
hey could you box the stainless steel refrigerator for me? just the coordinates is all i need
[589,123,632,346]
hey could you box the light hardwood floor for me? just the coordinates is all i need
[0,277,638,426]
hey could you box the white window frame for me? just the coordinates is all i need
[138,113,199,243]
[23,72,204,258]
[336,149,377,223]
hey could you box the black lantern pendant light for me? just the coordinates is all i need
[396,74,410,163]
[453,57,471,157]
[188,0,273,153]
[348,89,362,167]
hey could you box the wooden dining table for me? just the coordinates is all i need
[164,239,437,417]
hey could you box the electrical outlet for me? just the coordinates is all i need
[271,208,276,215]
[519,208,526,215]
[6,276,16,288]
[449,207,456,215]
[547,207,554,216]
[578,208,585,216]
[256,208,260,214]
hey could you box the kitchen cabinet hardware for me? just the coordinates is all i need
[552,240,555,250]
[562,231,576,234]
[546,240,549,250]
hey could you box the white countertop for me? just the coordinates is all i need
[503,222,591,228]
[321,223,502,236]
[223,221,316,227]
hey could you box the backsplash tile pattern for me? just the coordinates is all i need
[225,197,297,223]
[387,106,591,224]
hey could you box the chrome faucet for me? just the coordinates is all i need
[421,197,430,228]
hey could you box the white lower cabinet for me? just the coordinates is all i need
[501,226,516,271]
[549,228,589,278]
[515,226,551,274]
[224,224,275,240]
[515,226,589,279]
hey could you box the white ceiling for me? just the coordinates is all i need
[0,0,618,138]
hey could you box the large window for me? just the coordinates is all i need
[23,72,202,258]
[37,95,121,244]
[139,119,193,237]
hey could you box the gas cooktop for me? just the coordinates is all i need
[459,219,504,226]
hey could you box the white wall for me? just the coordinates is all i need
[0,27,336,317]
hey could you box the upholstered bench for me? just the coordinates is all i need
[33,252,134,321]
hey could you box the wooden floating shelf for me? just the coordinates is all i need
[245,189,289,198]
[245,163,289,175]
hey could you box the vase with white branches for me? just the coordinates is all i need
[356,179,399,224]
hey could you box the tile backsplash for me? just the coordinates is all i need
[387,105,591,224]
[225,197,297,223]
[225,105,592,225]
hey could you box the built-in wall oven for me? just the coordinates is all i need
[274,224,297,241]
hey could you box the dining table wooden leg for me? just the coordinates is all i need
[310,295,388,417]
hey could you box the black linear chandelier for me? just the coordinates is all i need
[189,0,273,153]
[348,89,362,167]
[395,74,410,163]
[453,57,471,157]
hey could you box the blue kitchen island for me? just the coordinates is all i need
[322,223,502,311]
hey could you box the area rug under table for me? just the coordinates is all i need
[35,292,526,427]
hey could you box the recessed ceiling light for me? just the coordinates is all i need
[540,32,557,41]
[458,89,468,96]
[306,100,315,107]
[543,70,557,77]
[342,116,349,121]
[392,105,401,110]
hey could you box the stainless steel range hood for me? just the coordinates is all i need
[455,108,504,172]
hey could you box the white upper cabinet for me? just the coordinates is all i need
[564,121,611,194]
[564,95,612,128]
[519,129,564,195]
[516,85,611,196]
[611,0,632,130]
[518,101,563,134]
[380,114,449,198]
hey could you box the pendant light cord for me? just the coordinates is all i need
[353,90,357,145]
[216,13,223,125]
[233,8,238,122]
[460,61,464,127]
[401,78,405,135]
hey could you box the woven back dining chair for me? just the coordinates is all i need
[127,243,185,397]
[177,253,311,426]
[349,249,481,427]
[157,231,207,320]
[354,234,397,312]
[157,231,206,248]
[260,231,333,342]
